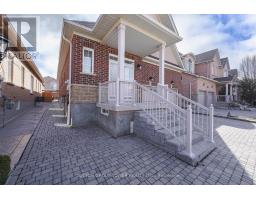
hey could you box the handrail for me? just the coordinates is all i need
[134,81,187,140]
[98,80,214,155]
[168,88,209,111]
[135,82,186,114]
[166,86,210,138]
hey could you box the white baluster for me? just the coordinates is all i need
[186,105,194,157]
[209,104,214,143]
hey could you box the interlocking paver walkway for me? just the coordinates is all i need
[0,103,49,169]
[6,103,256,185]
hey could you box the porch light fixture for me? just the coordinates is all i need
[137,64,142,70]
[0,35,8,61]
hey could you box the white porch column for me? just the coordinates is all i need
[159,43,165,86]
[157,43,167,98]
[116,23,126,106]
[225,83,229,102]
[118,23,126,81]
[230,83,233,101]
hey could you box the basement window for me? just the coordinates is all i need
[101,108,109,116]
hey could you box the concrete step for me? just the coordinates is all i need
[134,110,216,166]
[166,131,204,151]
[176,140,216,166]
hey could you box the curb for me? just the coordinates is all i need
[5,105,49,185]
[214,115,256,123]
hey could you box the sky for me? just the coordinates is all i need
[14,14,256,78]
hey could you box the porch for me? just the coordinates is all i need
[216,82,239,103]
[95,16,181,111]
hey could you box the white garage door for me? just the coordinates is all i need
[198,90,206,106]
[207,92,214,107]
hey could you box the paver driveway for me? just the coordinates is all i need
[6,103,256,185]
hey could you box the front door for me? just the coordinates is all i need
[109,55,134,104]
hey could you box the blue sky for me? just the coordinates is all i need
[29,14,256,78]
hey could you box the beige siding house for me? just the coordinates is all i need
[0,15,44,125]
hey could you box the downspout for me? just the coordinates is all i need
[62,35,72,126]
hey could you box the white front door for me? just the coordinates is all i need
[109,55,134,104]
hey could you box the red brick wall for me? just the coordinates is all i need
[70,34,181,87]
[59,48,70,97]
[181,73,198,98]
[165,69,182,91]
[2,83,40,101]
[195,63,208,77]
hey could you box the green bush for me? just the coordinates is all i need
[0,155,11,185]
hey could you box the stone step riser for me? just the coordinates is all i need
[134,110,215,166]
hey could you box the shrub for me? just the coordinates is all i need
[0,155,11,185]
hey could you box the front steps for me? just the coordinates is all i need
[134,111,216,166]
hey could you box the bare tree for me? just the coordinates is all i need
[240,55,256,80]
[239,55,256,105]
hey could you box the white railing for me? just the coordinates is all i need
[216,95,227,102]
[98,80,138,106]
[216,95,235,103]
[98,80,214,155]
[165,87,211,140]
[98,81,117,105]
[134,82,187,145]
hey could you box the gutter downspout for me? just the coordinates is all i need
[62,35,72,126]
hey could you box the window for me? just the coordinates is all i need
[188,59,193,73]
[21,67,25,87]
[82,47,94,74]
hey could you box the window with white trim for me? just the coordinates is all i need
[82,47,94,74]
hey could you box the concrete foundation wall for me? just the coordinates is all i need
[70,102,135,138]
[95,108,134,138]
[70,103,97,127]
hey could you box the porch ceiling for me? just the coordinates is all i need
[103,25,161,57]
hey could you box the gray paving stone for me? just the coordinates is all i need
[6,102,256,185]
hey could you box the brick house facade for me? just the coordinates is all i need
[60,34,183,104]
[57,15,185,135]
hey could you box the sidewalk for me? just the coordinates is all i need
[0,103,49,169]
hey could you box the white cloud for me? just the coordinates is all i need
[173,14,256,70]
[33,14,256,78]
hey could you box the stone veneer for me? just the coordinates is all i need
[71,84,98,103]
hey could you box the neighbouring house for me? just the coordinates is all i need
[214,58,240,103]
[57,14,215,166]
[44,76,57,91]
[43,76,59,101]
[180,53,218,107]
[0,15,44,125]
[180,49,239,106]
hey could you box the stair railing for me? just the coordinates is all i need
[166,87,213,141]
